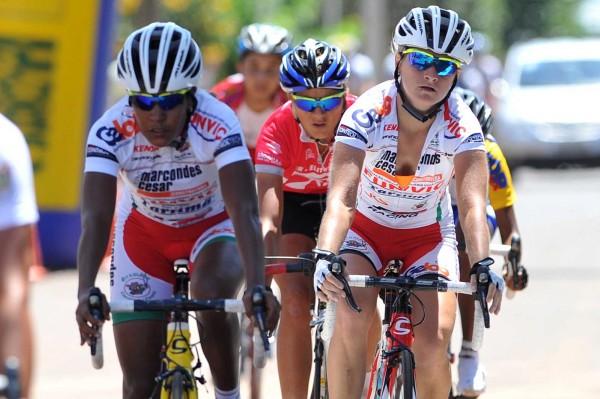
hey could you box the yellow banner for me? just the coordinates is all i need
[0,0,100,209]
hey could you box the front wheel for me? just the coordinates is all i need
[393,349,416,399]
[167,370,195,399]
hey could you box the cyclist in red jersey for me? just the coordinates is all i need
[74,23,279,399]
[211,23,292,159]
[255,39,360,398]
[313,7,504,398]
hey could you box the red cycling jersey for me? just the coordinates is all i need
[254,94,356,194]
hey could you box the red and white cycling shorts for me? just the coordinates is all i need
[340,212,458,281]
[110,207,235,303]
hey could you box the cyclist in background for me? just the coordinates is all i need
[0,113,38,399]
[256,38,371,398]
[451,87,527,397]
[211,23,292,159]
[312,6,504,398]
[74,22,279,399]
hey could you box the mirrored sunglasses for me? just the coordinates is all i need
[402,48,462,77]
[129,89,191,111]
[291,91,345,112]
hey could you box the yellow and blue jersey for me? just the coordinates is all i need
[485,134,516,211]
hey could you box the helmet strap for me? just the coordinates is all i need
[394,60,457,123]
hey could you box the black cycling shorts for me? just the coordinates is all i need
[282,191,327,239]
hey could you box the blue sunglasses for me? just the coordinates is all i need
[129,89,191,111]
[403,48,462,77]
[291,91,345,112]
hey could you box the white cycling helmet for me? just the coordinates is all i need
[391,5,474,64]
[117,22,202,94]
[238,23,292,56]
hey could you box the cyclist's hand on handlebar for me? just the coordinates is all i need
[312,249,346,303]
[75,287,110,346]
[470,258,505,315]
[243,285,280,333]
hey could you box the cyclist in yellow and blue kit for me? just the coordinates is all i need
[451,87,527,397]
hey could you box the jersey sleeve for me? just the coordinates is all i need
[485,137,517,210]
[0,119,39,229]
[84,104,125,177]
[335,96,372,151]
[254,110,290,176]
[208,103,251,169]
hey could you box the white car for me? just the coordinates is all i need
[493,37,600,165]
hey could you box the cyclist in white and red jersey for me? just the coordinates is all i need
[255,38,357,398]
[0,114,38,398]
[211,23,292,159]
[312,6,504,398]
[74,22,279,399]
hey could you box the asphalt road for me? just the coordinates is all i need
[30,166,600,398]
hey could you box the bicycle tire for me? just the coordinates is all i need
[169,371,186,399]
[393,349,416,399]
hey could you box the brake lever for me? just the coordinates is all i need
[329,258,362,313]
[471,258,494,328]
[251,287,270,352]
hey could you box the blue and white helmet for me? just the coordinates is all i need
[391,5,474,64]
[117,22,202,94]
[279,38,350,93]
[238,23,292,56]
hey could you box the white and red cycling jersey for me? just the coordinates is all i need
[336,81,485,278]
[84,89,250,228]
[337,80,485,230]
[254,94,356,194]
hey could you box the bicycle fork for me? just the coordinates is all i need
[367,289,415,398]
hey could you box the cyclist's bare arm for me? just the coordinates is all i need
[219,160,265,288]
[315,143,364,301]
[76,172,116,342]
[256,172,284,258]
[454,150,490,265]
[316,142,364,254]
[495,205,520,245]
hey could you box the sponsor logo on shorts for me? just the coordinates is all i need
[121,273,155,299]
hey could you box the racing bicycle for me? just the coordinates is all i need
[88,259,270,399]
[324,256,495,399]
[262,253,331,399]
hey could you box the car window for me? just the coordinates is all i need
[519,60,600,86]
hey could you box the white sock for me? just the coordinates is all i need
[461,339,477,352]
[215,386,240,399]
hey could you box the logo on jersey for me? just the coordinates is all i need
[86,144,118,162]
[443,107,465,139]
[338,124,368,144]
[134,144,159,152]
[419,153,441,165]
[487,151,508,190]
[96,126,123,146]
[191,112,228,141]
[138,165,203,192]
[373,150,397,174]
[375,95,393,117]
[351,107,381,129]
[214,134,243,157]
[113,118,139,138]
[462,133,484,144]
